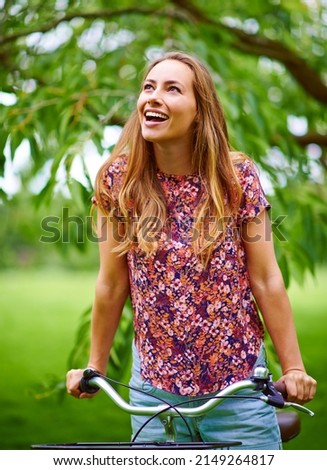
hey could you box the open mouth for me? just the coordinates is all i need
[145,111,169,122]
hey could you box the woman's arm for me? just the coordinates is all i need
[66,209,130,398]
[242,209,316,404]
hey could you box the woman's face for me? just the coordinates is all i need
[137,59,197,145]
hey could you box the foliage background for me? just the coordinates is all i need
[0,0,326,450]
[1,0,327,281]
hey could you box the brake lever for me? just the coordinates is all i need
[251,365,314,416]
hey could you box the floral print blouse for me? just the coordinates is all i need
[100,156,270,396]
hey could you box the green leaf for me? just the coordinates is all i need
[278,254,290,288]
[9,132,24,160]
[0,133,8,177]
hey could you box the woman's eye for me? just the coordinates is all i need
[168,86,180,92]
[143,83,153,90]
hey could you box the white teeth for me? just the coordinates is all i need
[145,111,168,120]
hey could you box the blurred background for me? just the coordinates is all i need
[0,0,326,450]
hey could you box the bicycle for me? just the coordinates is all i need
[32,364,314,450]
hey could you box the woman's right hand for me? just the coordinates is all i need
[66,368,98,399]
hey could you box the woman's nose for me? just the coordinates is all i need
[147,89,163,105]
[147,97,161,107]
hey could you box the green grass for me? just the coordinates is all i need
[0,269,130,450]
[282,270,327,450]
[0,267,326,449]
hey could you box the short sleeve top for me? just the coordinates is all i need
[99,156,270,396]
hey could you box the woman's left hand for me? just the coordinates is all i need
[279,369,317,404]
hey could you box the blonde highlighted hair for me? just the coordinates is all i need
[94,51,243,265]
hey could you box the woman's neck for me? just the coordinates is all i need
[153,141,193,175]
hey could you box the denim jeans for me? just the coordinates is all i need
[129,342,282,450]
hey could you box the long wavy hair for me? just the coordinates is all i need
[94,51,243,265]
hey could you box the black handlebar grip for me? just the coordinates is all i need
[79,368,100,394]
[273,381,287,399]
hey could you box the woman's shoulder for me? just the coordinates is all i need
[230,152,259,180]
[230,152,270,215]
[230,151,253,167]
[95,154,128,203]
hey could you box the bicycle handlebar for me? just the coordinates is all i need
[79,366,314,418]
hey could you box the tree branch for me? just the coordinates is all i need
[0,6,185,45]
[228,29,327,105]
[294,132,327,148]
[172,0,327,105]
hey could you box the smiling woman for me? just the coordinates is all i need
[137,60,197,163]
[66,51,316,450]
